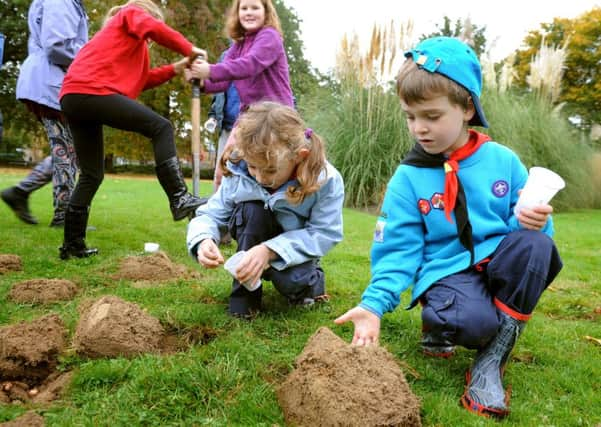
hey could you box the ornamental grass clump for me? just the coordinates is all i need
[318,21,416,208]
[527,36,569,103]
[305,21,600,210]
[481,38,600,209]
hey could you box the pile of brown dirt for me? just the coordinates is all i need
[278,327,422,427]
[0,372,72,406]
[0,411,45,427]
[0,254,22,274]
[0,314,67,381]
[9,279,78,304]
[73,295,165,358]
[112,251,195,283]
[0,314,69,405]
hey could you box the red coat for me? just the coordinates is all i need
[61,5,192,100]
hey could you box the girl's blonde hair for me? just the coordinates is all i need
[221,102,326,205]
[224,0,283,42]
[103,0,164,27]
[396,59,471,110]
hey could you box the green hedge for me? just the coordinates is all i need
[112,164,214,180]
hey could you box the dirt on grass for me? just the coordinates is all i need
[112,251,198,285]
[278,327,422,427]
[72,295,217,357]
[0,255,22,274]
[73,295,166,358]
[0,411,45,427]
[9,279,78,304]
[0,314,71,405]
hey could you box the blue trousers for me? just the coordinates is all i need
[421,230,562,349]
[227,201,325,315]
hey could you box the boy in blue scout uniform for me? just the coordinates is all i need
[335,37,563,419]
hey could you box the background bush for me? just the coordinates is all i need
[303,80,601,211]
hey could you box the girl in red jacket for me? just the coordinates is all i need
[59,0,206,259]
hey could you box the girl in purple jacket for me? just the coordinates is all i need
[186,0,294,188]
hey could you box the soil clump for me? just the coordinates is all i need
[278,327,422,427]
[0,411,45,427]
[73,295,165,358]
[112,251,196,284]
[0,314,70,404]
[9,279,78,304]
[0,255,22,274]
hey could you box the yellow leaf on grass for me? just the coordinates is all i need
[584,336,601,346]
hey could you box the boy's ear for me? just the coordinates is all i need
[465,98,477,123]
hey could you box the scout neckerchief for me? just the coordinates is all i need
[402,129,491,264]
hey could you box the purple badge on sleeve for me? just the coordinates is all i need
[492,180,509,197]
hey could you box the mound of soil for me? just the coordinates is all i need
[0,371,72,405]
[0,411,45,427]
[278,327,422,427]
[0,254,22,274]
[73,295,165,358]
[9,279,78,304]
[0,314,67,382]
[112,251,195,283]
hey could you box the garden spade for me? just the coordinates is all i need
[191,54,206,197]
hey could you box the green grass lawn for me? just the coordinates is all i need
[1,168,600,426]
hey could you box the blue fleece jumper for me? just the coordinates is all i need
[360,141,554,318]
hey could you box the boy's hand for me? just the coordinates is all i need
[235,244,274,288]
[334,306,381,347]
[517,204,553,230]
[197,239,224,268]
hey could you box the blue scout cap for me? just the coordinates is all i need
[405,36,489,128]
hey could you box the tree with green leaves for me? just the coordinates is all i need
[513,7,601,128]
[1,0,317,166]
[0,0,43,146]
[422,16,487,57]
[0,0,106,152]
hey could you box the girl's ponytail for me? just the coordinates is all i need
[289,130,326,204]
[231,102,328,205]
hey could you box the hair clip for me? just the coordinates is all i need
[304,128,313,139]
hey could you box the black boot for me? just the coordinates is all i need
[155,157,207,221]
[59,205,98,260]
[1,186,38,224]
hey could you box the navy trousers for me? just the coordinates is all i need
[227,201,325,316]
[421,230,562,349]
